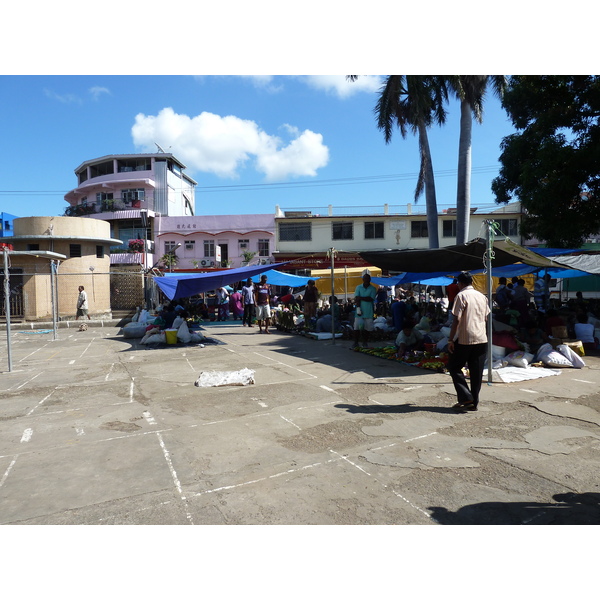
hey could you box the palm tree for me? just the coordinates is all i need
[351,75,449,248]
[450,76,507,244]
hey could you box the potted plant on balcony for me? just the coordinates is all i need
[241,250,257,266]
[128,239,145,253]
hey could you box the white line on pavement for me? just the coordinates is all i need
[156,432,194,525]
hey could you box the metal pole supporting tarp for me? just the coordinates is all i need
[329,248,336,344]
[486,220,494,384]
[3,248,12,372]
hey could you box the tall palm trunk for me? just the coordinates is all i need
[456,98,472,244]
[418,121,440,248]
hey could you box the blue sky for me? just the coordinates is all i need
[0,75,517,219]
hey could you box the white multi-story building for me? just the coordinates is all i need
[273,202,524,271]
[63,152,197,266]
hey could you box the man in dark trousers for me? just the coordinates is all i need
[447,272,490,412]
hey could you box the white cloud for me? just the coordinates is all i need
[299,75,383,98]
[43,88,82,104]
[89,86,111,100]
[131,107,329,181]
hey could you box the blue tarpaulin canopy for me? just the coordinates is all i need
[155,263,317,300]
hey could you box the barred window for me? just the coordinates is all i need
[70,244,82,258]
[258,238,270,257]
[411,221,428,238]
[96,245,104,259]
[204,240,215,257]
[364,221,384,239]
[495,218,518,237]
[164,241,178,253]
[279,222,312,241]
[442,219,456,238]
[332,221,353,240]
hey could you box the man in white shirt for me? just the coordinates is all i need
[447,272,490,412]
[76,285,91,320]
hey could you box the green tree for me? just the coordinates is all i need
[450,76,507,244]
[351,75,449,248]
[492,75,600,247]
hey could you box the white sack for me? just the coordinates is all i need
[195,368,255,387]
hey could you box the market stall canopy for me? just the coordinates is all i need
[371,273,456,286]
[360,238,563,274]
[155,262,291,300]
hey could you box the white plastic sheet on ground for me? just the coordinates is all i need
[194,368,255,387]
[484,366,562,383]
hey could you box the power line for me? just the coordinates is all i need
[0,165,501,196]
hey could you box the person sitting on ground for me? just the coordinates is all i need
[520,319,550,355]
[544,308,566,337]
[574,313,598,354]
[394,319,427,357]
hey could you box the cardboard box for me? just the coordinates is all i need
[549,337,585,356]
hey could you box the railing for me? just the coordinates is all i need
[64,198,156,216]
[276,202,522,217]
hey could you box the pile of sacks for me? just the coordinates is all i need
[494,343,585,370]
[121,309,205,346]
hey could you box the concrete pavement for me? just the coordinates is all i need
[1,321,599,525]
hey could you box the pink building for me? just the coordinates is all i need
[156,214,276,270]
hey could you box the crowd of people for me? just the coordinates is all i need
[146,270,599,414]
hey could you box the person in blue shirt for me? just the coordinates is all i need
[351,272,377,349]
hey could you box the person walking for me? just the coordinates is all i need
[254,274,272,334]
[241,278,255,327]
[76,285,91,320]
[447,272,490,413]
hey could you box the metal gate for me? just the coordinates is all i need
[0,269,24,319]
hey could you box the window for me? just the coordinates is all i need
[96,245,104,259]
[496,218,518,237]
[164,241,179,253]
[238,239,250,252]
[70,244,82,258]
[27,243,40,251]
[121,188,145,203]
[364,221,384,239]
[117,158,151,172]
[442,219,457,238]
[332,221,353,240]
[258,239,270,257]
[204,240,215,257]
[411,221,428,238]
[279,222,312,241]
[90,160,114,178]
[184,240,195,251]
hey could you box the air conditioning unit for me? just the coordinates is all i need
[240,243,248,249]
[210,261,215,266]
[200,260,208,266]
[260,259,268,265]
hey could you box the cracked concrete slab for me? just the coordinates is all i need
[524,425,600,454]
[527,400,600,426]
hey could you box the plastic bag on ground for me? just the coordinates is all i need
[195,368,255,387]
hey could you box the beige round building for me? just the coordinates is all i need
[2,216,121,321]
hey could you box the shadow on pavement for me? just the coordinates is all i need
[429,492,600,525]
[334,402,457,415]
